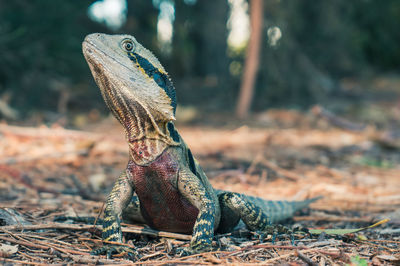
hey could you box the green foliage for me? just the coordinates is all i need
[353,157,394,169]
[350,256,368,266]
[309,218,390,235]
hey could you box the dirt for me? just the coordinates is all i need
[0,109,399,264]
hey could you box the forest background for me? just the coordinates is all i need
[1,0,399,126]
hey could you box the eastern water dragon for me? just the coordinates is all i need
[79,33,320,258]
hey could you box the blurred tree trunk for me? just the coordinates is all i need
[236,0,263,119]
[194,0,229,78]
[172,0,228,77]
[124,1,158,49]
[172,0,229,106]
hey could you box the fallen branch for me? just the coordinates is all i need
[261,248,319,264]
[259,159,302,181]
[293,215,374,223]
[67,254,132,264]
[0,258,46,266]
[0,235,89,255]
[0,222,192,241]
[296,250,318,266]
[311,105,366,132]
[312,105,400,149]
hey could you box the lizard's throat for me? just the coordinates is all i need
[84,41,178,165]
[102,88,179,165]
[84,53,170,144]
[101,85,171,144]
[88,58,177,164]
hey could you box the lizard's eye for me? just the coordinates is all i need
[122,40,135,52]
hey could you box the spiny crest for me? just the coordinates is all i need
[128,37,166,74]
[126,50,176,114]
[121,35,177,115]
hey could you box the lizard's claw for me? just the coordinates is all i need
[91,245,140,260]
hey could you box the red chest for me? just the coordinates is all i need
[127,150,199,234]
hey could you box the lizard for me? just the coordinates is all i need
[81,33,321,258]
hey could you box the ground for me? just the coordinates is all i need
[0,104,399,265]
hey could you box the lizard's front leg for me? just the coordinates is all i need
[92,171,137,259]
[177,169,217,254]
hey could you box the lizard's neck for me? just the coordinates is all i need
[96,70,179,165]
[108,98,177,165]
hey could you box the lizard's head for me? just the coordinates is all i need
[82,33,176,125]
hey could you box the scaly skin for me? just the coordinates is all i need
[82,33,320,258]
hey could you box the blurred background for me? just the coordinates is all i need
[0,0,399,127]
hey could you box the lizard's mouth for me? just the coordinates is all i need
[82,38,134,77]
[82,37,103,59]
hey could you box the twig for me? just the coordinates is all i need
[235,247,264,258]
[122,224,192,240]
[311,105,366,132]
[0,235,88,255]
[296,250,318,266]
[259,158,302,181]
[312,105,400,149]
[134,260,213,265]
[137,251,165,261]
[0,223,101,232]
[0,258,46,265]
[367,239,400,244]
[17,250,47,262]
[317,249,351,263]
[294,215,374,222]
[222,243,310,258]
[2,227,92,256]
[262,248,321,264]
[172,250,230,261]
[355,239,397,253]
[247,243,311,251]
[20,233,84,249]
[67,254,132,264]
[1,222,192,241]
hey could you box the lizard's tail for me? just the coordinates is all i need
[216,190,322,224]
[250,195,322,224]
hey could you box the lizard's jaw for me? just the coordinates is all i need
[83,40,132,128]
